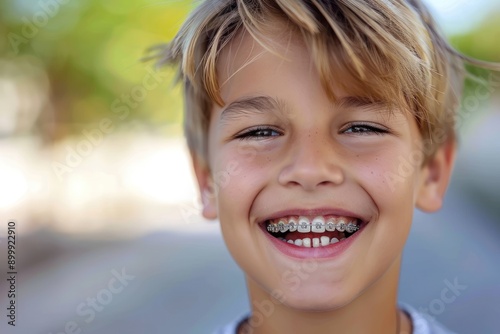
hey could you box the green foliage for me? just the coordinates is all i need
[1,0,194,137]
[450,12,500,63]
[449,11,500,126]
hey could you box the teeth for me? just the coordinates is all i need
[278,220,288,233]
[268,224,278,233]
[267,217,360,235]
[311,216,325,233]
[346,222,358,233]
[336,218,347,232]
[303,238,311,248]
[320,236,330,246]
[312,238,320,248]
[298,217,311,233]
[282,236,348,248]
[325,218,336,231]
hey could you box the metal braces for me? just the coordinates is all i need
[267,221,359,234]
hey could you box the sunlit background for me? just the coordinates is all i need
[0,1,499,333]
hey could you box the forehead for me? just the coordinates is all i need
[213,28,398,128]
[214,22,393,113]
[215,25,336,104]
[211,27,416,133]
[211,22,413,128]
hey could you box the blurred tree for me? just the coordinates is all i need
[449,10,500,126]
[0,0,193,141]
[450,11,500,63]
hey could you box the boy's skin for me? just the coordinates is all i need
[193,22,456,334]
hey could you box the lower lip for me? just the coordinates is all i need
[260,224,366,260]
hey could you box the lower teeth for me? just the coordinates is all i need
[279,236,347,247]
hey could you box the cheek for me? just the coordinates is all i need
[357,147,419,200]
[365,149,417,218]
[211,145,270,217]
[353,148,419,245]
[211,149,285,290]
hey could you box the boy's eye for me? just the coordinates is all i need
[342,123,389,135]
[234,126,283,140]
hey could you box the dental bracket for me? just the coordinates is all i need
[267,221,359,233]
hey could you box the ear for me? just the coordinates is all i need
[416,137,457,212]
[192,153,218,220]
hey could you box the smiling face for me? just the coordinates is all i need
[194,26,456,311]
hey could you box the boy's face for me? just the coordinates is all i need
[195,27,455,310]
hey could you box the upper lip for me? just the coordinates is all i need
[257,207,371,225]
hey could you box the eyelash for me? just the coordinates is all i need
[234,126,283,140]
[342,123,389,135]
[234,123,388,140]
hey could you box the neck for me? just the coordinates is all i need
[242,257,408,334]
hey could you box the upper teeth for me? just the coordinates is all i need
[266,216,359,233]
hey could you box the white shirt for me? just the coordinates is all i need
[213,303,456,334]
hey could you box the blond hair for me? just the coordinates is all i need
[149,0,499,161]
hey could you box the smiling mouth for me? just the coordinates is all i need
[263,216,364,248]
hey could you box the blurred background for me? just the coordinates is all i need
[0,0,499,333]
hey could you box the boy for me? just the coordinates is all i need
[152,0,498,333]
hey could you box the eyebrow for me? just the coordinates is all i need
[219,95,391,122]
[219,96,288,122]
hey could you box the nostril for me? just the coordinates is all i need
[318,180,333,186]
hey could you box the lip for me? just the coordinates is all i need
[256,207,369,260]
[259,222,366,259]
[257,207,370,224]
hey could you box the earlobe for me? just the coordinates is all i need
[416,138,457,212]
[192,153,218,220]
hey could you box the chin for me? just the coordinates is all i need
[279,286,355,312]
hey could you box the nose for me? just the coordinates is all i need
[278,132,345,191]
